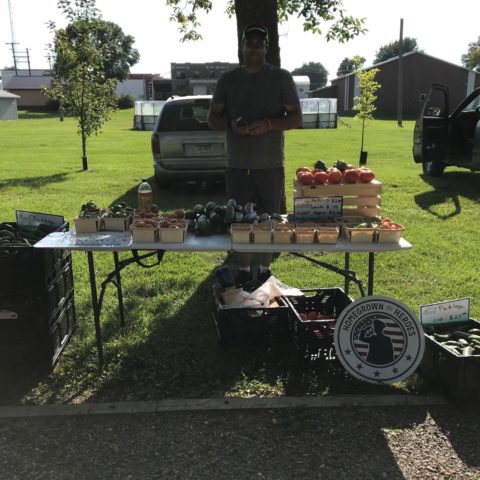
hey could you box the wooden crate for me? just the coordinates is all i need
[376,225,405,243]
[294,179,382,217]
[316,225,340,244]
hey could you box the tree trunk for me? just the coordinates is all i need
[234,0,280,67]
[81,127,88,171]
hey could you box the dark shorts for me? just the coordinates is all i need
[225,167,286,214]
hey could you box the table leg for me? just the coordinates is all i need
[344,252,350,296]
[368,252,375,296]
[87,251,104,370]
[113,252,125,327]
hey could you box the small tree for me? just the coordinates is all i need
[352,67,380,165]
[44,0,118,171]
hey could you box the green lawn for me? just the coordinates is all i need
[1,108,479,404]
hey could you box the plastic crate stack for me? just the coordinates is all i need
[0,222,76,374]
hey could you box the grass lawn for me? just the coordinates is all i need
[1,108,479,405]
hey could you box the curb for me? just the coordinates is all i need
[0,395,447,418]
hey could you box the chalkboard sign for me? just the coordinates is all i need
[294,196,343,221]
[420,297,470,327]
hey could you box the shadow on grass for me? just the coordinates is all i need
[18,111,59,120]
[0,173,69,190]
[66,265,433,403]
[414,171,480,219]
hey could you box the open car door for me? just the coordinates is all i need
[413,84,449,176]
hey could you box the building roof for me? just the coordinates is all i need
[0,90,20,99]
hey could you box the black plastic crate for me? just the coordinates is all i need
[49,298,77,367]
[212,281,290,345]
[0,221,69,295]
[0,292,76,373]
[45,264,74,321]
[420,319,480,403]
[283,288,354,361]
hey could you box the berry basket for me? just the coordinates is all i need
[283,288,354,361]
[212,280,290,346]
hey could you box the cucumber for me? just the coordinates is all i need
[451,330,470,340]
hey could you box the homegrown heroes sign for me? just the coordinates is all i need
[334,296,424,384]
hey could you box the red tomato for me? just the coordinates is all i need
[300,313,309,321]
[296,167,311,176]
[307,311,318,320]
[313,171,329,185]
[328,168,343,184]
[299,172,314,185]
[343,169,359,184]
[358,169,375,183]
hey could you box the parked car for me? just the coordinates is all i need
[413,84,480,176]
[151,95,227,187]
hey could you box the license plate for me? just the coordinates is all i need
[185,143,221,155]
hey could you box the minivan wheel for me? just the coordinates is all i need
[422,160,445,177]
[154,174,170,188]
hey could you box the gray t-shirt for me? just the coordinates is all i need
[212,63,300,169]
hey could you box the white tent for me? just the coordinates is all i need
[0,90,20,120]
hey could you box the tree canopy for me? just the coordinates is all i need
[291,61,328,90]
[63,19,140,82]
[166,0,366,67]
[373,37,420,64]
[461,37,480,71]
[336,55,365,77]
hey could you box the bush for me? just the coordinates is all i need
[117,94,135,109]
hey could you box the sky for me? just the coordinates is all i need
[0,0,478,81]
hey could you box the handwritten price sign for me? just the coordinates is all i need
[420,298,470,327]
[294,196,343,221]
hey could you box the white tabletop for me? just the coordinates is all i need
[34,230,412,253]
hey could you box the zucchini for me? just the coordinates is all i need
[451,330,470,340]
[463,346,474,356]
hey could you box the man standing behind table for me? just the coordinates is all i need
[208,25,302,287]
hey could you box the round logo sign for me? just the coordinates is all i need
[334,296,424,384]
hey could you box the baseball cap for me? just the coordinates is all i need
[242,25,269,44]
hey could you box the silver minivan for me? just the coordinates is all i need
[151,95,227,187]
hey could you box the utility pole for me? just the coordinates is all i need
[397,18,404,127]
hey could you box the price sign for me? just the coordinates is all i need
[294,196,343,221]
[420,298,470,327]
[16,210,65,229]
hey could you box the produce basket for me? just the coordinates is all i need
[230,223,251,244]
[131,225,157,243]
[159,221,187,243]
[294,224,316,244]
[252,223,273,243]
[74,216,99,234]
[283,288,353,361]
[337,216,376,243]
[316,224,339,244]
[272,223,293,244]
[212,280,290,345]
[102,215,132,232]
[421,319,480,403]
[376,224,405,243]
